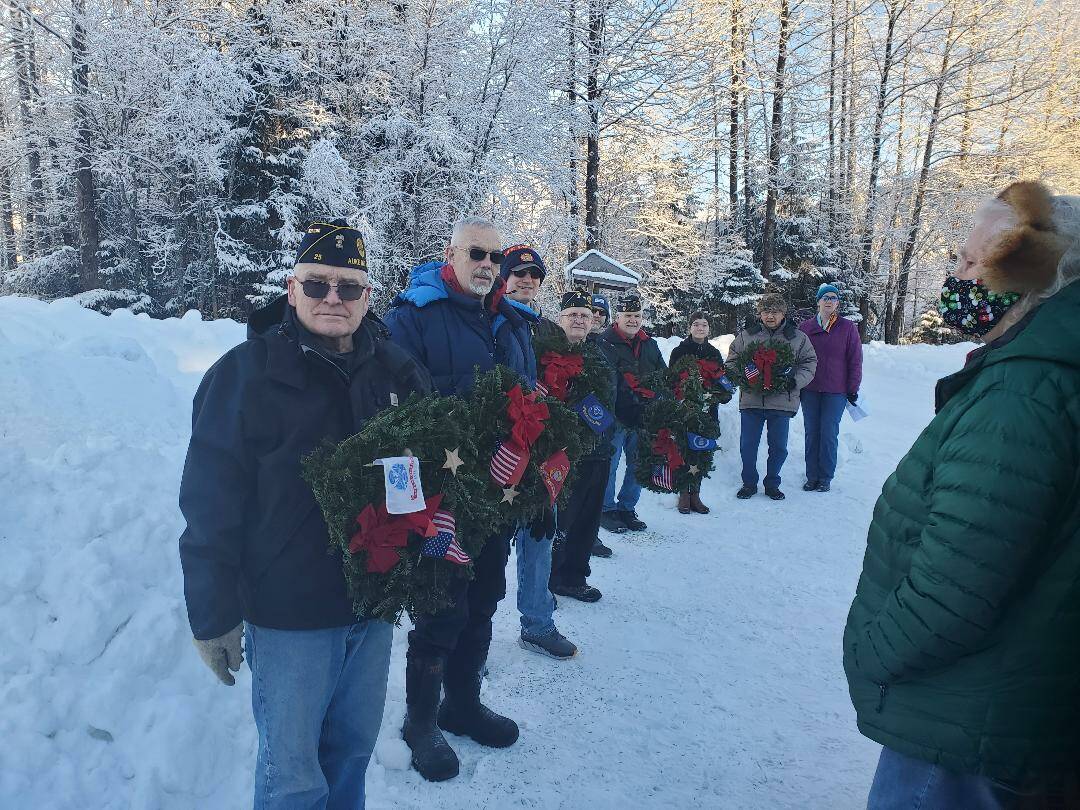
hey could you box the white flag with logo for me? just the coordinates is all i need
[376,456,426,514]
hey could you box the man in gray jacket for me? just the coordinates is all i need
[726,292,817,500]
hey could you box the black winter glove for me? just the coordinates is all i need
[529,507,556,541]
[847,392,858,405]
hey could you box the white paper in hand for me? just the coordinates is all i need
[845,401,868,422]
[377,456,425,514]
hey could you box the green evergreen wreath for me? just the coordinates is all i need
[729,339,797,395]
[633,393,721,494]
[668,354,734,411]
[532,329,616,454]
[302,393,501,623]
[468,365,587,527]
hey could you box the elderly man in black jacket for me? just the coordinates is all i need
[597,292,666,534]
[178,221,431,810]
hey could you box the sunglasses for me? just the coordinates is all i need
[510,267,543,279]
[461,247,504,264]
[300,279,369,301]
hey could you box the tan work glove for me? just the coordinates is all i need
[193,623,244,686]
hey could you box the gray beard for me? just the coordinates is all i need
[469,278,494,296]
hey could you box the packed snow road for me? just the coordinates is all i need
[0,296,972,809]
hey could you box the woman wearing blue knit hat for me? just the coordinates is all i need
[797,283,863,492]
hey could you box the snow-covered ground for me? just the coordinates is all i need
[0,296,974,809]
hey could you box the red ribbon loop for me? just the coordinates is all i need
[697,359,723,388]
[623,372,656,399]
[506,384,549,449]
[539,351,585,402]
[752,348,778,390]
[349,494,444,573]
[651,428,685,471]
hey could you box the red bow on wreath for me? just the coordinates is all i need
[651,428,685,471]
[349,494,443,573]
[506,384,549,449]
[674,370,691,401]
[752,347,778,390]
[697,359,723,388]
[539,352,585,402]
[623,372,656,399]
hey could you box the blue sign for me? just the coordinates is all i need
[575,394,614,435]
[686,432,718,451]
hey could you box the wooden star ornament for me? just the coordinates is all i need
[689,465,700,475]
[442,447,464,476]
[500,485,520,504]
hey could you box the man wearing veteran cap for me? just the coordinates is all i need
[597,291,666,534]
[179,220,432,809]
[500,245,579,659]
[548,291,618,602]
[382,217,537,782]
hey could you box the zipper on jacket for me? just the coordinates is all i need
[876,684,887,713]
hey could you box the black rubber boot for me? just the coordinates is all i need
[402,655,459,782]
[438,643,519,748]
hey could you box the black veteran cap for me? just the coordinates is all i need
[561,290,593,311]
[616,291,643,313]
[295,220,367,271]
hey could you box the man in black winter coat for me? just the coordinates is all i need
[178,221,431,810]
[597,292,666,534]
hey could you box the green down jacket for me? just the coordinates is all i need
[843,280,1080,784]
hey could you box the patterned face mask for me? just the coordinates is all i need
[938,276,1021,337]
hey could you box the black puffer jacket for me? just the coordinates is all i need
[597,325,666,428]
[179,296,432,639]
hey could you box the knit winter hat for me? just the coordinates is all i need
[591,293,610,317]
[816,283,841,301]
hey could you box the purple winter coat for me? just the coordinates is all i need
[798,315,863,395]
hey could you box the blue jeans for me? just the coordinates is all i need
[604,426,642,513]
[515,523,556,638]
[866,747,1037,809]
[739,408,792,489]
[802,391,847,483]
[245,620,393,810]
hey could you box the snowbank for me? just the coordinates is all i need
[0,295,974,809]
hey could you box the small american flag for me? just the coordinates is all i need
[744,362,760,384]
[490,439,529,486]
[534,380,550,398]
[652,464,673,491]
[421,510,470,565]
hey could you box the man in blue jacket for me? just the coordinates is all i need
[179,221,432,810]
[381,216,536,782]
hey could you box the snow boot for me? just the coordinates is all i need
[765,487,786,501]
[689,489,710,515]
[402,655,459,782]
[591,539,613,558]
[620,510,648,531]
[736,485,757,499]
[599,511,628,533]
[677,491,693,514]
[802,480,819,492]
[438,644,519,749]
[816,480,832,492]
[520,628,578,660]
[551,582,603,603]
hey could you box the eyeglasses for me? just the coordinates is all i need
[561,313,591,323]
[820,294,840,302]
[300,279,370,301]
[457,246,504,264]
[510,267,542,279]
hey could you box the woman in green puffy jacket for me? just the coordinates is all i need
[844,182,1080,809]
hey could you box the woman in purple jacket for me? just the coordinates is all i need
[797,284,863,492]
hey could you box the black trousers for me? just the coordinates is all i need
[550,457,610,588]
[408,528,512,662]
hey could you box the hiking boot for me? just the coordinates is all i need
[403,656,459,782]
[438,644,518,749]
[677,492,692,514]
[599,511,628,534]
[803,480,819,492]
[736,485,757,499]
[689,491,710,515]
[765,487,786,501]
[620,510,648,531]
[816,480,831,492]
[519,629,578,660]
[591,539,613,558]
[550,582,603,603]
